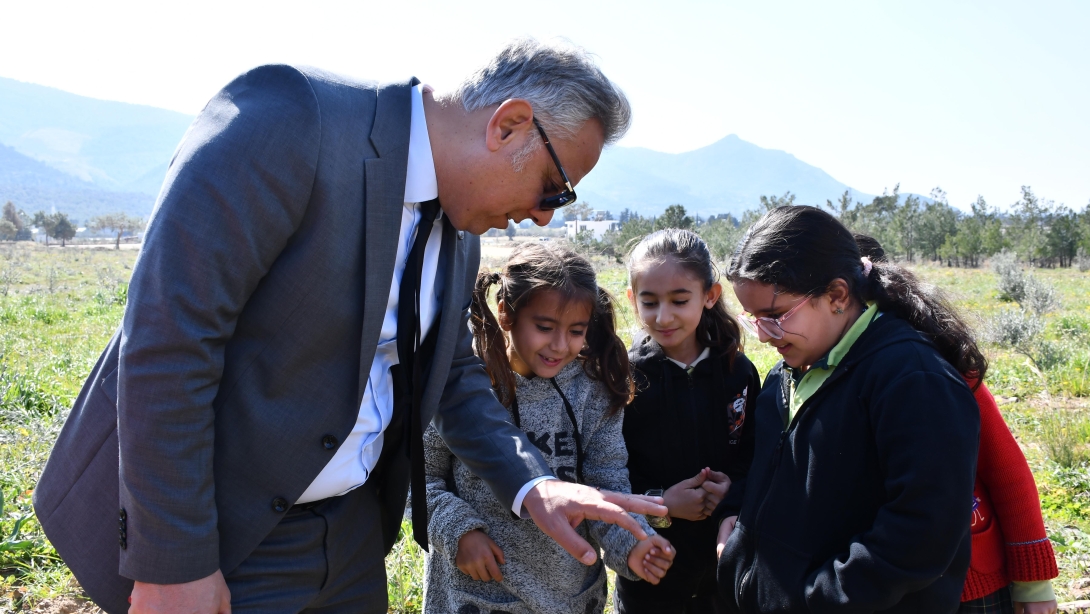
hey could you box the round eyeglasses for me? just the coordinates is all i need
[736,294,813,340]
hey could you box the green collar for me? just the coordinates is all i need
[786,302,880,424]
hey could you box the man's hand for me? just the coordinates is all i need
[700,469,731,515]
[1014,600,1058,614]
[129,569,231,614]
[716,515,738,560]
[627,534,675,585]
[663,469,710,522]
[523,480,667,565]
[455,529,506,582]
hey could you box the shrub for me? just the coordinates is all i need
[992,250,1026,302]
[1023,275,1060,316]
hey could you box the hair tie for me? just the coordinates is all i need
[861,256,873,278]
[490,272,502,284]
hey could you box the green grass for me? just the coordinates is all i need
[1,242,1089,610]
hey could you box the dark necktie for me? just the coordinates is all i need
[396,198,441,549]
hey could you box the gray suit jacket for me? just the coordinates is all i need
[32,65,551,613]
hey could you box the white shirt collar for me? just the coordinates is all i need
[403,83,439,204]
[666,346,711,371]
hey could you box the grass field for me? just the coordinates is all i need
[2,241,1089,611]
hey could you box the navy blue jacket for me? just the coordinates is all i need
[717,314,980,613]
[621,335,760,602]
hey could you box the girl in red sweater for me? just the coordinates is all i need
[854,235,1059,614]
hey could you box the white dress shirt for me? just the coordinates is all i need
[298,85,550,514]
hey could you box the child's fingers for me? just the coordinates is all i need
[483,554,504,582]
[705,469,731,484]
[489,539,506,565]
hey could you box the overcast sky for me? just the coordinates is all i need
[2,0,1087,211]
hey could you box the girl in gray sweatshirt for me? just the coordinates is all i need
[423,243,674,614]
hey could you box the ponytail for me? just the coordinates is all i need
[470,271,516,407]
[582,286,636,412]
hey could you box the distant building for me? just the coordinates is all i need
[565,220,619,240]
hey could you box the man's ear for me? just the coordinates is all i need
[497,299,514,331]
[485,99,535,153]
[705,282,724,309]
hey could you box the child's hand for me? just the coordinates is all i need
[716,515,738,560]
[700,469,732,514]
[627,533,675,585]
[455,529,506,582]
[663,468,710,521]
[1014,601,1057,614]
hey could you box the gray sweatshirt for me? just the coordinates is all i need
[423,360,654,614]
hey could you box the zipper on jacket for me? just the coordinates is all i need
[736,364,853,609]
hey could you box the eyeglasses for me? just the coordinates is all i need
[533,118,578,211]
[736,294,813,340]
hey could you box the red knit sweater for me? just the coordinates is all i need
[962,381,1058,601]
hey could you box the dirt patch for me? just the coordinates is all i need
[29,596,103,614]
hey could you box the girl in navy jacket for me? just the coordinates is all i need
[718,206,984,614]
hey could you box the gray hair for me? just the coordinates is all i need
[454,38,632,146]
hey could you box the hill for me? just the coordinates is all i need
[0,144,152,221]
[576,134,873,217]
[0,76,193,196]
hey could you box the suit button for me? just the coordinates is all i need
[322,435,338,450]
[272,497,289,513]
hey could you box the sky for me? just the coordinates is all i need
[2,0,1088,211]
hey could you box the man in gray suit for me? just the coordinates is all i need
[33,39,669,613]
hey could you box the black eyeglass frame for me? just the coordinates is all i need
[532,118,578,211]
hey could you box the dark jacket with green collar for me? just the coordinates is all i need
[620,334,761,602]
[717,313,980,614]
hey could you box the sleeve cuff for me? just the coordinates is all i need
[1009,580,1055,603]
[512,476,556,517]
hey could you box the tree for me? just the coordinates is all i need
[0,219,16,241]
[2,202,24,235]
[563,201,593,221]
[1045,205,1080,268]
[655,204,693,230]
[890,194,921,262]
[612,215,654,255]
[51,214,76,247]
[759,192,796,211]
[505,220,516,241]
[33,211,58,246]
[916,191,959,263]
[91,213,145,250]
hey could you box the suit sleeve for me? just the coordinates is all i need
[429,239,552,511]
[117,65,321,583]
[804,370,979,612]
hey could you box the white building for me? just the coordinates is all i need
[565,220,619,240]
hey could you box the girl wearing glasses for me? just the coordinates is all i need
[616,229,760,614]
[719,206,983,613]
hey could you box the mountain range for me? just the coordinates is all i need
[0,75,873,221]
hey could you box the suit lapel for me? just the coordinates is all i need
[359,78,418,404]
[421,218,467,410]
